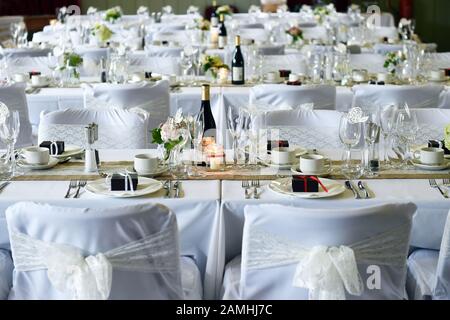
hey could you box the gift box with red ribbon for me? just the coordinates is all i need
[267,140,289,152]
[292,176,329,193]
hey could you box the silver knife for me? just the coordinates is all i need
[0,181,10,193]
[357,181,370,199]
[175,181,181,198]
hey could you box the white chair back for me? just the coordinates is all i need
[352,85,445,110]
[38,108,149,149]
[144,45,183,58]
[6,202,183,300]
[349,54,386,74]
[250,84,336,110]
[261,54,308,75]
[128,55,180,75]
[240,203,416,300]
[1,48,51,59]
[434,211,450,299]
[0,249,13,300]
[82,81,170,132]
[0,83,33,148]
[412,109,450,145]
[238,29,269,43]
[260,108,342,149]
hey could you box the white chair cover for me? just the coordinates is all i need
[352,85,446,110]
[0,48,51,59]
[128,54,181,75]
[144,45,183,58]
[6,202,185,300]
[250,84,336,110]
[261,54,308,75]
[0,249,13,300]
[373,44,403,55]
[349,54,386,74]
[411,109,450,145]
[258,45,285,55]
[2,56,52,75]
[0,83,33,148]
[82,81,170,132]
[302,26,328,42]
[224,203,416,300]
[238,29,269,43]
[259,108,343,149]
[38,108,149,149]
[367,27,399,42]
[407,210,450,300]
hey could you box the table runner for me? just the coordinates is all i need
[13,159,450,181]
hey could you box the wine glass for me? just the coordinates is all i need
[180,51,194,85]
[394,107,418,168]
[188,118,204,177]
[339,114,362,179]
[227,106,241,167]
[0,109,20,178]
[379,104,399,168]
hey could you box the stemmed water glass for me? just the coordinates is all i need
[188,118,204,177]
[393,106,419,168]
[379,104,399,169]
[363,111,381,176]
[339,114,363,179]
[0,109,20,178]
[180,51,194,85]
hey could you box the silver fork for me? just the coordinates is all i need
[242,181,251,199]
[65,180,77,198]
[443,179,450,187]
[251,180,260,199]
[429,179,448,199]
[73,180,87,199]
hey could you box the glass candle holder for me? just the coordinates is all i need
[218,68,229,84]
[206,143,225,171]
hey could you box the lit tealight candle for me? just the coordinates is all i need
[218,68,229,84]
[207,144,225,171]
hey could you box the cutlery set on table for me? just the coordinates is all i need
[345,181,372,200]
[64,180,87,198]
[164,180,182,198]
[241,180,261,199]
[429,179,450,199]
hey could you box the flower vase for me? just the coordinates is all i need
[65,66,80,86]
[205,69,218,84]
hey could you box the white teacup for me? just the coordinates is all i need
[13,73,29,83]
[266,72,278,82]
[300,154,331,173]
[377,72,390,83]
[271,147,296,165]
[414,147,444,165]
[31,75,49,86]
[288,74,300,83]
[429,70,446,81]
[131,72,145,82]
[22,147,50,165]
[134,154,159,173]
[161,74,177,85]
[352,69,368,82]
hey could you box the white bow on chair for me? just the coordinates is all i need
[246,224,410,300]
[293,245,363,300]
[10,224,180,300]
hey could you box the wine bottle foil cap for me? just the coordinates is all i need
[201,84,210,100]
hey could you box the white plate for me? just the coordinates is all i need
[85,177,163,198]
[128,166,168,178]
[28,83,50,88]
[50,145,84,159]
[290,166,332,177]
[17,158,59,170]
[412,159,450,171]
[268,178,346,199]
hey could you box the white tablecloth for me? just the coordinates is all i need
[0,150,221,299]
[219,179,450,272]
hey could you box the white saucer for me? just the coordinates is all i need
[260,159,298,170]
[128,166,168,178]
[290,166,332,177]
[18,158,59,170]
[412,159,450,171]
[29,82,50,88]
[51,145,84,159]
[428,76,450,83]
[263,79,284,84]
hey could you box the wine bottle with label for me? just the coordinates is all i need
[197,84,216,143]
[218,14,227,49]
[232,35,245,85]
[211,0,219,27]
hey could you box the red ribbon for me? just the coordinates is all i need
[295,176,329,193]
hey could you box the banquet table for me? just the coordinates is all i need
[1,147,450,298]
[0,150,222,300]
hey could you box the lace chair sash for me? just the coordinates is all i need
[10,225,179,300]
[246,224,410,300]
[267,126,342,149]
